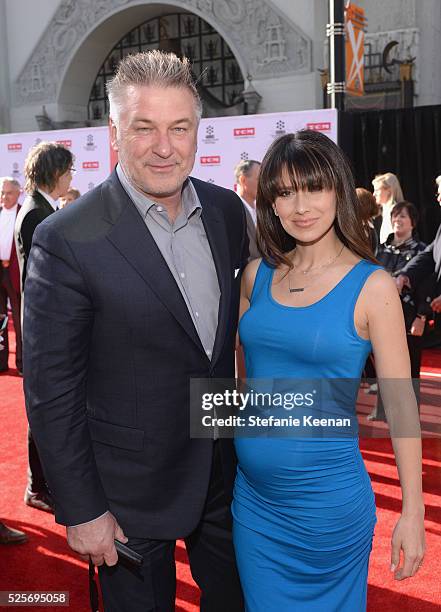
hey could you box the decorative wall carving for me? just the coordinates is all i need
[14,0,311,106]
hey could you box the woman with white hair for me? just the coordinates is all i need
[372,172,404,244]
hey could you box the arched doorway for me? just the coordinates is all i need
[88,12,245,122]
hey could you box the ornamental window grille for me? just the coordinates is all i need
[88,12,244,120]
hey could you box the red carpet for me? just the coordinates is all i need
[0,326,440,611]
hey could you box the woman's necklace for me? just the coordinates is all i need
[288,244,345,293]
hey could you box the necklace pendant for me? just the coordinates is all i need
[289,287,305,293]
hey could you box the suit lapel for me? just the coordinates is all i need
[33,191,56,216]
[104,180,206,355]
[193,179,232,366]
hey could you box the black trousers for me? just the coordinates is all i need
[0,269,22,371]
[98,442,244,612]
[27,428,50,494]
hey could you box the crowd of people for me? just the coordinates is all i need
[1,48,440,611]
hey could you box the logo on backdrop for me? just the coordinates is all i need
[272,120,287,140]
[240,152,249,161]
[7,143,22,152]
[84,134,97,151]
[200,156,221,166]
[34,138,42,146]
[306,122,331,132]
[82,161,100,171]
[207,178,215,184]
[202,125,219,145]
[57,139,72,148]
[87,182,95,191]
[11,162,21,179]
[233,127,255,138]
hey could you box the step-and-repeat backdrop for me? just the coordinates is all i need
[0,109,337,201]
[0,126,111,202]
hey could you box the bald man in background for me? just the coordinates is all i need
[0,177,22,374]
[234,160,261,261]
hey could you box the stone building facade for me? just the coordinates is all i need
[0,0,440,133]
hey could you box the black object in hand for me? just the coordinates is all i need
[114,540,143,567]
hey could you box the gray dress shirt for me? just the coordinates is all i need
[116,164,220,359]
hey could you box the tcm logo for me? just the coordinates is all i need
[82,161,100,170]
[271,120,287,140]
[11,162,21,179]
[202,125,218,144]
[56,139,72,148]
[306,122,331,132]
[84,134,97,151]
[234,127,255,137]
[8,143,22,151]
[200,156,221,165]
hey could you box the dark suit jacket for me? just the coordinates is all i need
[0,204,21,294]
[240,198,259,261]
[14,191,55,293]
[402,224,441,293]
[24,171,248,539]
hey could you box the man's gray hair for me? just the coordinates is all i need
[234,160,261,182]
[0,176,21,191]
[107,50,202,124]
[436,175,441,187]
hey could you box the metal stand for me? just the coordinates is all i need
[326,0,346,111]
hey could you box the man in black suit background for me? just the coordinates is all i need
[234,160,261,261]
[396,175,441,311]
[24,51,246,611]
[15,142,74,513]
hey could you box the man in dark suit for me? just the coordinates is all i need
[24,51,246,611]
[15,141,74,514]
[234,160,261,261]
[0,178,22,373]
[396,175,441,311]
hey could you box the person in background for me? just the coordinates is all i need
[234,160,261,261]
[372,172,404,244]
[396,175,441,322]
[369,201,431,421]
[15,142,74,292]
[15,141,74,514]
[356,187,380,255]
[59,187,81,208]
[0,178,22,374]
[0,520,27,544]
[356,187,379,390]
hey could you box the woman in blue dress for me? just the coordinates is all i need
[232,130,425,611]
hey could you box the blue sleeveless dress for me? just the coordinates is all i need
[232,259,380,611]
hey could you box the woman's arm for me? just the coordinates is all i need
[236,258,262,379]
[357,270,425,580]
[237,258,262,335]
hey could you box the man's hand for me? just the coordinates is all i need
[431,295,441,313]
[395,275,411,294]
[410,317,425,337]
[67,511,128,566]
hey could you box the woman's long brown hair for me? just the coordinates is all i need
[256,130,377,268]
